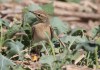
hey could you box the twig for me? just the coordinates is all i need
[54,32,66,48]
[59,16,81,22]
[80,0,98,11]
[33,0,51,4]
[54,9,100,19]
[54,1,80,11]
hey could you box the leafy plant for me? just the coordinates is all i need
[0,54,15,70]
[4,40,24,59]
[0,2,100,70]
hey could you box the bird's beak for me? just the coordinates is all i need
[29,11,33,13]
[29,11,36,14]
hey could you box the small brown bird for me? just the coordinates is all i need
[29,10,54,43]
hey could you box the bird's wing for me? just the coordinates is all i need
[50,26,54,40]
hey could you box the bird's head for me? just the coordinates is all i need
[29,10,49,23]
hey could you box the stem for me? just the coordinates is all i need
[94,46,100,68]
[42,42,50,55]
[49,40,56,60]
[86,52,90,66]
[0,24,2,47]
[54,31,66,48]
[68,38,75,52]
[45,32,56,60]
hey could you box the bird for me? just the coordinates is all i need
[29,10,54,43]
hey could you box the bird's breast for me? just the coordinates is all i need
[33,23,51,43]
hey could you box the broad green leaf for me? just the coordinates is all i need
[0,54,15,70]
[5,24,21,38]
[41,3,54,15]
[76,42,98,52]
[27,3,42,11]
[4,40,24,58]
[50,17,70,34]
[23,11,36,25]
[39,55,55,65]
[23,3,42,25]
[71,28,86,36]
[91,25,100,38]
[60,36,88,44]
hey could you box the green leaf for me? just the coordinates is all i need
[56,48,68,60]
[60,36,88,44]
[23,3,42,25]
[5,24,21,38]
[76,42,98,52]
[39,55,55,65]
[91,25,100,38]
[41,3,54,15]
[71,28,86,36]
[23,11,36,25]
[4,40,24,58]
[50,17,70,34]
[0,54,15,70]
[27,3,42,11]
[0,18,9,27]
[13,65,25,70]
[22,20,30,28]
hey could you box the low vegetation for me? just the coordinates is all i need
[0,1,100,70]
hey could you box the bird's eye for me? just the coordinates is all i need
[37,14,41,16]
